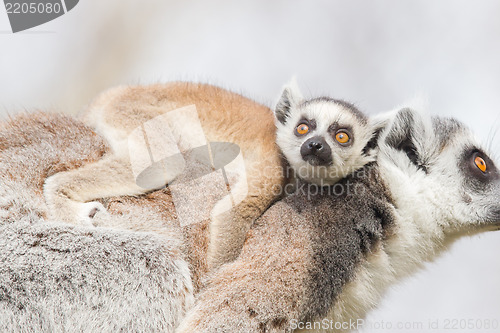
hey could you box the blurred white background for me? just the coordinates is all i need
[1,1,499,331]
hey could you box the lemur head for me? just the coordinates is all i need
[378,107,500,243]
[274,80,383,186]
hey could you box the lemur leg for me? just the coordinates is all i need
[207,155,285,270]
[43,155,155,226]
[176,204,309,333]
[44,105,201,226]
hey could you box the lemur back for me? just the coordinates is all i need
[44,82,284,269]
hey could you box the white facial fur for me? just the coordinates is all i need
[361,108,500,304]
[378,109,500,242]
[274,81,381,186]
[316,108,500,332]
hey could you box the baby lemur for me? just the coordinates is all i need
[274,80,378,187]
[44,80,380,269]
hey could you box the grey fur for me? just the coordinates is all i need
[0,208,192,333]
[2,108,499,333]
[0,113,193,333]
[384,108,426,171]
[275,86,299,124]
[177,165,395,332]
[178,107,500,332]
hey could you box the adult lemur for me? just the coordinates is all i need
[2,100,498,332]
[176,107,500,332]
[43,81,381,269]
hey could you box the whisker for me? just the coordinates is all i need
[486,115,500,158]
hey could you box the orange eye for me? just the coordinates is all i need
[296,124,309,135]
[475,156,487,173]
[335,131,350,144]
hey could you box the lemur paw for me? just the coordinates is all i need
[77,201,109,226]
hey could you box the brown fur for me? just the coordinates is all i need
[175,166,396,333]
[0,112,108,198]
[44,82,286,269]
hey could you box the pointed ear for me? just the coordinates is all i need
[362,113,391,156]
[275,78,303,124]
[381,107,433,171]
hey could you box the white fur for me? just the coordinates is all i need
[302,106,500,332]
[275,82,378,185]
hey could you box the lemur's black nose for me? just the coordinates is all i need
[301,136,332,166]
[308,141,323,151]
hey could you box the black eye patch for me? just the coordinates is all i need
[297,118,316,129]
[461,148,500,191]
[327,123,352,133]
[294,118,316,137]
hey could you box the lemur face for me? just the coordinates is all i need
[378,108,500,236]
[274,81,379,186]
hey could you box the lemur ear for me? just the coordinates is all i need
[275,77,304,124]
[362,113,391,155]
[382,107,433,171]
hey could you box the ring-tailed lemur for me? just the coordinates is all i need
[176,107,500,333]
[274,79,379,187]
[43,81,382,270]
